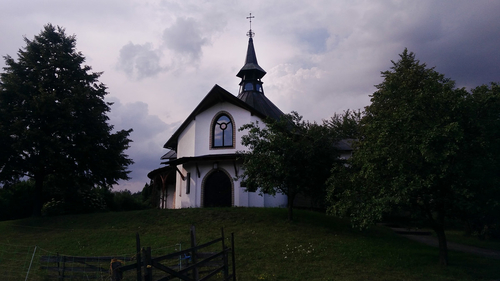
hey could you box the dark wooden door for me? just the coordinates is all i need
[204,170,232,207]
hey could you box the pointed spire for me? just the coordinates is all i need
[236,37,266,79]
[237,14,284,120]
[237,13,266,80]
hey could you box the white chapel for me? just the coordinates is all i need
[147,21,288,209]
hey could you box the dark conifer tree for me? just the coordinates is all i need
[0,24,133,216]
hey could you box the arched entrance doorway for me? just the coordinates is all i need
[203,170,232,207]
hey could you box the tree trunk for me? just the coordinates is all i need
[429,209,448,266]
[287,193,296,221]
[435,225,448,266]
[32,173,45,217]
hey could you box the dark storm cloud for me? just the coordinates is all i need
[377,1,500,89]
[418,17,500,89]
[162,17,209,62]
[106,98,179,188]
[117,42,164,79]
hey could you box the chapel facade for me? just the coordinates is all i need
[147,23,288,209]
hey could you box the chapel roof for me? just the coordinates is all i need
[237,90,284,120]
[162,84,268,150]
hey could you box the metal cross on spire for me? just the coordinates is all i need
[246,13,255,38]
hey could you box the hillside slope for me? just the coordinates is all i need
[1,208,499,280]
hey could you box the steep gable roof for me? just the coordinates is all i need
[237,91,284,120]
[163,84,268,150]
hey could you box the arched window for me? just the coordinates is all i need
[212,114,233,148]
[244,82,254,91]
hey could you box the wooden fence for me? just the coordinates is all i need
[40,226,236,281]
[39,254,134,279]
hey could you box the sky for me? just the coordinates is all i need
[1,0,499,192]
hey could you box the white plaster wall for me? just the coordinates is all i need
[171,100,284,209]
[264,193,288,207]
[194,102,260,156]
[170,160,288,209]
[177,121,196,158]
[238,185,249,207]
[174,165,198,209]
[239,114,266,153]
[166,184,175,209]
[248,191,264,207]
[174,165,184,209]
[245,190,288,207]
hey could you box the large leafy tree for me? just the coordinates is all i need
[327,49,500,266]
[459,83,500,239]
[239,112,342,221]
[0,24,133,216]
[324,109,362,141]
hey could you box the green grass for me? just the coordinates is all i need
[444,230,500,251]
[1,208,499,280]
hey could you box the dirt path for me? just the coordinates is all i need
[389,226,500,259]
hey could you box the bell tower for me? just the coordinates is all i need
[237,13,266,97]
[236,13,284,120]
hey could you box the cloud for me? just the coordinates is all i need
[117,42,164,79]
[162,17,209,63]
[116,16,213,79]
[106,97,179,191]
[298,28,329,54]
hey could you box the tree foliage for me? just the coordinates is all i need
[323,109,362,141]
[0,180,35,220]
[239,112,343,221]
[0,24,133,216]
[327,49,500,266]
[459,82,500,239]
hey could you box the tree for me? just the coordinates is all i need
[239,112,341,221]
[458,83,500,239]
[0,24,133,216]
[327,49,500,266]
[0,180,35,220]
[324,109,362,141]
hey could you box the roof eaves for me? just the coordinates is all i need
[163,84,266,150]
[160,153,240,166]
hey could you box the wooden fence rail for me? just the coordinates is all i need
[39,254,134,279]
[40,226,236,281]
[115,226,236,281]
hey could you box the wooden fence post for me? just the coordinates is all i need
[143,247,152,281]
[60,254,66,281]
[136,233,142,281]
[221,228,229,280]
[111,259,123,281]
[190,225,199,280]
[231,232,236,281]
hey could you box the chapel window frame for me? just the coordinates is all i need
[210,111,236,149]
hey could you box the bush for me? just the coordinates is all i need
[41,198,66,216]
[0,181,35,220]
[108,190,146,212]
[464,215,500,240]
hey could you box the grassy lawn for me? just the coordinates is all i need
[444,230,500,252]
[1,208,499,280]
